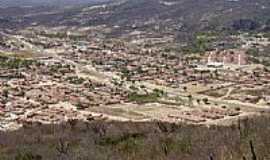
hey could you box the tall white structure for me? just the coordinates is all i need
[223,56,226,65]
[238,54,241,66]
[208,51,214,64]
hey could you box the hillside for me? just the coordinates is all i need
[0,115,270,160]
[0,0,270,159]
[1,0,270,34]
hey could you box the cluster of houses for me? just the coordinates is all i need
[0,56,129,130]
[0,27,269,130]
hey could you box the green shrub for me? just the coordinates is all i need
[15,151,42,160]
[0,56,35,69]
[128,89,165,104]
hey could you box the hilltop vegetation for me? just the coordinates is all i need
[0,114,269,160]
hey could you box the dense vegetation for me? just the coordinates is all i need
[128,88,165,104]
[0,56,35,69]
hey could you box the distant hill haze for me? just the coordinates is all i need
[0,0,111,7]
[1,0,270,34]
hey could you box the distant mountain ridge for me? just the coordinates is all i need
[1,0,270,35]
[0,0,111,8]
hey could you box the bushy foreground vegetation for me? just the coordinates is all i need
[0,114,269,160]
